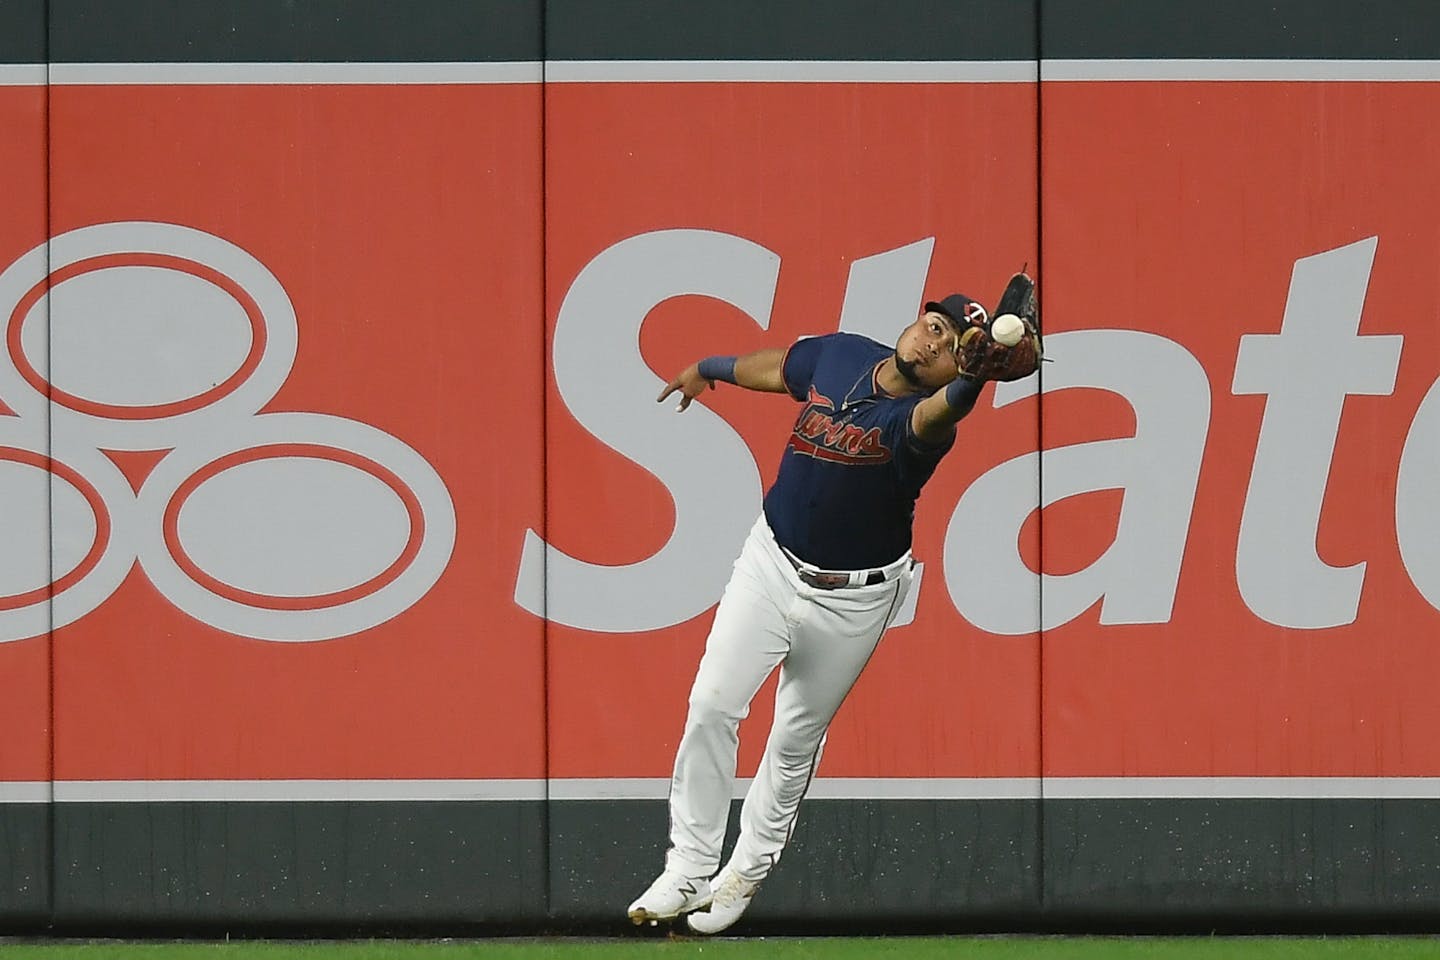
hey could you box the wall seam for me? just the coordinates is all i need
[1034,0,1047,924]
[43,0,55,933]
[539,0,553,928]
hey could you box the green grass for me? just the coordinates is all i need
[4,939,1440,960]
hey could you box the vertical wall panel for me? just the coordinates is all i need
[45,0,547,928]
[541,0,1042,927]
[0,0,52,929]
[1039,0,1440,923]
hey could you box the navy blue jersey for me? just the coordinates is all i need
[762,333,955,570]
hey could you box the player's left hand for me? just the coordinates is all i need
[956,272,1044,382]
[657,363,715,412]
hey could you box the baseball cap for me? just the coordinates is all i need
[925,293,988,327]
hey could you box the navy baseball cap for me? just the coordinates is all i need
[925,293,987,326]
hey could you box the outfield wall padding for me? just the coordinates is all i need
[1,0,1438,934]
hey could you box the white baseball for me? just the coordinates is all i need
[991,313,1025,347]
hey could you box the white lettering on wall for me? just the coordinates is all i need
[514,230,776,632]
[835,238,935,345]
[1397,374,1440,611]
[944,330,1210,634]
[518,231,1432,637]
[1232,237,1402,628]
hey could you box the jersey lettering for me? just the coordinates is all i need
[788,385,893,465]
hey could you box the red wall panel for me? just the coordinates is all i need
[41,83,546,782]
[0,80,51,787]
[1040,81,1440,778]
[540,81,1041,781]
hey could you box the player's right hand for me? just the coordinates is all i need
[656,363,714,413]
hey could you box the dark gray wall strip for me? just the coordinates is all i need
[1045,799,1440,922]
[51,802,547,929]
[550,799,1041,926]
[36,1,1440,69]
[1042,0,1440,60]
[27,797,1440,931]
[49,0,541,63]
[0,0,45,63]
[544,0,1037,62]
[0,804,49,926]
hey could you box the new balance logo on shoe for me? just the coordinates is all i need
[626,869,713,925]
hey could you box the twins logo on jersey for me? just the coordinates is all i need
[787,385,892,465]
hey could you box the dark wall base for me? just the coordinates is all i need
[49,801,546,931]
[0,804,49,927]
[1046,799,1440,923]
[8,798,1440,933]
[549,798,1042,926]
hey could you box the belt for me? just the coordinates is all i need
[780,547,912,591]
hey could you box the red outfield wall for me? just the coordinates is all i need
[0,72,50,791]
[0,77,1044,795]
[1040,81,1440,780]
[541,79,1041,784]
[36,83,547,786]
[3,0,1440,930]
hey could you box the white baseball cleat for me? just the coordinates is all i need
[685,867,758,935]
[626,869,713,924]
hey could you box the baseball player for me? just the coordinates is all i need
[626,278,1042,934]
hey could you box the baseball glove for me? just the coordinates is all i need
[955,272,1043,382]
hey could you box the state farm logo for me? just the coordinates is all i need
[519,229,1440,636]
[0,221,455,643]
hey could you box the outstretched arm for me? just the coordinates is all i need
[910,376,985,445]
[657,348,788,412]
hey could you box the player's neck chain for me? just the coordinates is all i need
[840,361,878,411]
[840,360,899,412]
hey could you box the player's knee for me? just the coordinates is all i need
[772,724,827,763]
[776,740,822,770]
[686,686,748,729]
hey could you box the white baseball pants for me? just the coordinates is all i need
[664,514,914,883]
